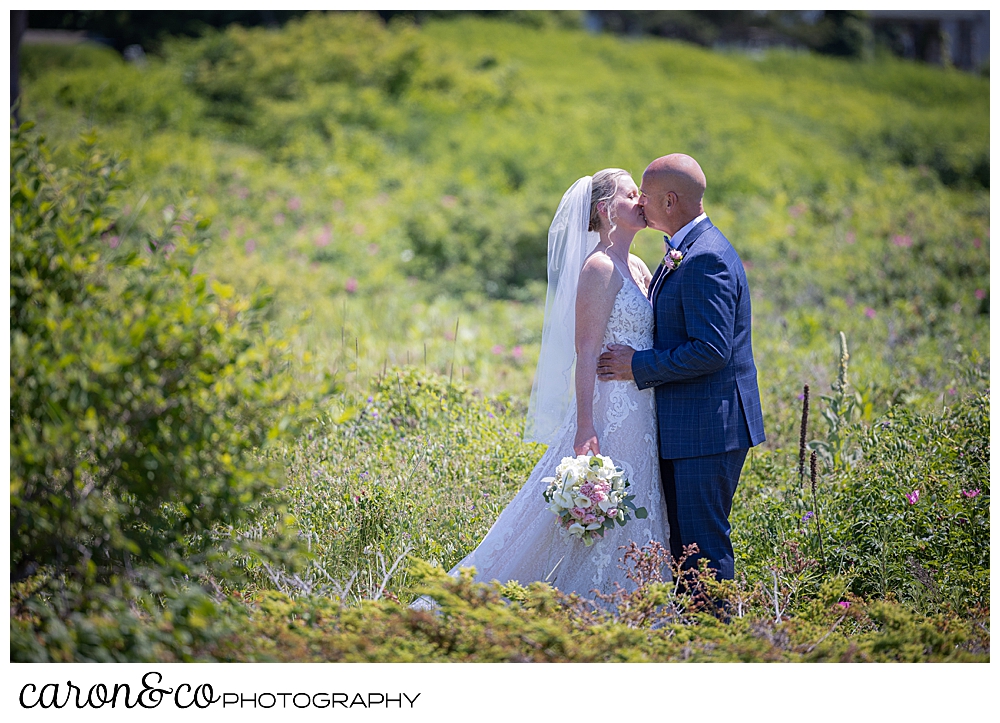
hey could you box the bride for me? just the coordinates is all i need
[441,170,670,600]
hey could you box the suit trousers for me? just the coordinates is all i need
[659,447,749,580]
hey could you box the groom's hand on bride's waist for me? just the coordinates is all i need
[597,344,635,381]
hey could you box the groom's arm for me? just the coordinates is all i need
[632,251,736,389]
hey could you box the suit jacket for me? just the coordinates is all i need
[632,217,765,459]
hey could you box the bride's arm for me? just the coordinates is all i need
[573,254,624,456]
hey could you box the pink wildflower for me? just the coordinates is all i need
[316,225,332,247]
[961,489,981,498]
[892,234,913,248]
[512,345,524,360]
[975,289,986,300]
[845,232,856,244]
[837,601,850,609]
[491,344,504,355]
[245,239,256,255]
[973,238,981,249]
[345,278,358,294]
[107,235,121,249]
[865,307,876,319]
[905,490,920,505]
[287,197,302,211]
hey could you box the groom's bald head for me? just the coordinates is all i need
[639,154,706,235]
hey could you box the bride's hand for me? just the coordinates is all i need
[573,428,600,456]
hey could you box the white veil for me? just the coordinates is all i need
[524,176,600,445]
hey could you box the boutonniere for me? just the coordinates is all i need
[664,248,684,270]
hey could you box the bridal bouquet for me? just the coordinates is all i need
[542,453,647,546]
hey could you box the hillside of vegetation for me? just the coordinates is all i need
[12,12,988,662]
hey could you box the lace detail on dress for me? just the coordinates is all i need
[448,270,668,599]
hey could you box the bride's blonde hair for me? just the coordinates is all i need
[588,168,631,232]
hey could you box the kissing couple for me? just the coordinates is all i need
[440,154,765,601]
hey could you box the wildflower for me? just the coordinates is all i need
[905,490,920,505]
[975,289,986,300]
[245,239,256,255]
[845,231,856,244]
[948,387,956,396]
[107,235,121,249]
[961,489,981,498]
[367,396,373,403]
[491,344,504,355]
[512,345,524,360]
[345,277,358,293]
[837,601,850,609]
[973,238,981,249]
[865,307,876,319]
[287,197,302,211]
[801,511,814,523]
[892,234,913,248]
[487,411,495,419]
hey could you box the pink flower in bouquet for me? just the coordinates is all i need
[606,508,618,519]
[582,513,598,525]
[905,490,920,505]
[570,507,586,519]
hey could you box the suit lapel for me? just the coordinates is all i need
[650,217,714,309]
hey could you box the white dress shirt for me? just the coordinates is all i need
[666,212,708,249]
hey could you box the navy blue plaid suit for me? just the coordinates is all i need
[631,217,765,580]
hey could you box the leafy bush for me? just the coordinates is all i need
[10,124,309,593]
[195,560,987,663]
[253,367,542,601]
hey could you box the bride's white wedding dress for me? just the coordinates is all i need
[450,264,670,599]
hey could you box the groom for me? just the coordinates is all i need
[597,153,765,582]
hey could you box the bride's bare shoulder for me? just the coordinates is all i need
[579,251,621,286]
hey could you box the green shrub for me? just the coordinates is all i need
[10,124,307,589]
